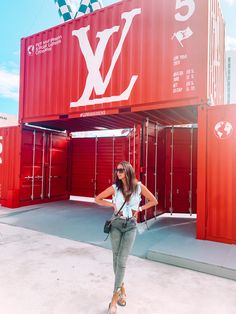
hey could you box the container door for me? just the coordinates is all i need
[96,138,115,195]
[142,119,157,220]
[46,133,70,199]
[20,128,69,203]
[0,127,21,208]
[20,129,44,201]
[129,125,141,179]
[70,138,96,197]
[165,127,197,214]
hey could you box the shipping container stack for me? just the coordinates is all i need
[1,0,235,244]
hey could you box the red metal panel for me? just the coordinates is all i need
[70,138,96,197]
[0,126,21,208]
[96,138,115,195]
[70,136,129,197]
[48,133,70,198]
[114,137,129,170]
[129,125,141,178]
[20,0,224,123]
[165,127,197,214]
[207,0,225,105]
[19,128,70,205]
[142,121,156,219]
[156,128,167,212]
[196,105,208,239]
[205,104,236,244]
[20,129,43,201]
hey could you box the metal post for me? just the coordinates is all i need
[48,133,53,198]
[145,118,149,187]
[31,130,36,200]
[169,126,174,214]
[189,126,193,215]
[128,131,131,163]
[154,123,159,218]
[41,132,46,199]
[0,136,3,164]
[112,135,115,183]
[94,137,98,196]
[133,125,136,171]
[144,118,149,226]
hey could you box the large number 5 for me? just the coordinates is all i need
[175,0,195,21]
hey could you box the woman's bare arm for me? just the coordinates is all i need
[95,186,115,208]
[140,183,158,210]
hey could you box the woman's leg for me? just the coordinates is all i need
[113,227,137,293]
[110,225,122,275]
[109,225,123,312]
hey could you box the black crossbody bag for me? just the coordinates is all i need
[103,200,126,234]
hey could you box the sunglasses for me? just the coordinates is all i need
[115,168,125,174]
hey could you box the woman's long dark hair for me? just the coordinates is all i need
[114,161,138,202]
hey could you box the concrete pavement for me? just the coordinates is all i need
[0,222,236,314]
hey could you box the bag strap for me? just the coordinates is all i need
[104,200,126,242]
[114,200,126,216]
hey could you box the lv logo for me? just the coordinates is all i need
[70,8,141,108]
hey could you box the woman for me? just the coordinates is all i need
[95,161,158,314]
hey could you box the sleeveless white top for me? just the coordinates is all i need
[112,182,142,218]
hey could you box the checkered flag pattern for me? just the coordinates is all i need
[75,0,103,18]
[54,0,73,21]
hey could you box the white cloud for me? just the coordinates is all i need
[224,0,235,5]
[225,35,236,50]
[0,67,19,101]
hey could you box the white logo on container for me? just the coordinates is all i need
[214,121,233,139]
[27,45,35,55]
[70,8,141,108]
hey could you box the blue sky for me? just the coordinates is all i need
[0,0,235,116]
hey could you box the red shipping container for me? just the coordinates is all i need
[0,126,70,208]
[19,0,224,128]
[0,126,21,208]
[197,104,236,244]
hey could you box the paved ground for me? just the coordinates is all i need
[0,223,236,314]
[1,200,236,281]
[0,210,236,313]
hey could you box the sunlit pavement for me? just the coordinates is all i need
[0,200,236,313]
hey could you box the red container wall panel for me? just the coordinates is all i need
[165,127,197,214]
[208,0,225,105]
[96,137,129,195]
[142,122,157,219]
[114,137,129,169]
[0,127,21,208]
[20,130,44,201]
[19,0,220,123]
[206,104,236,244]
[71,138,96,197]
[70,137,128,197]
[49,133,70,198]
[19,128,70,206]
[156,128,167,212]
[129,125,141,178]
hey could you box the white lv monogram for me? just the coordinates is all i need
[70,8,141,108]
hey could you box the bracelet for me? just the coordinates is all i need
[139,206,143,212]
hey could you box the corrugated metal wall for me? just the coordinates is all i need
[207,0,225,105]
[0,126,70,208]
[205,105,236,244]
[0,126,21,208]
[20,0,224,124]
[71,136,129,197]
